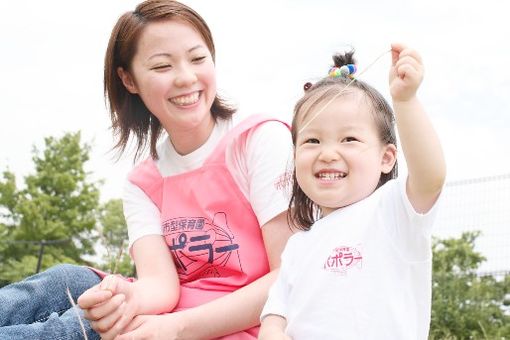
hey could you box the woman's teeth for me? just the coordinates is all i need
[171,92,199,106]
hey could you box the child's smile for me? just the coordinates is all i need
[295,91,395,216]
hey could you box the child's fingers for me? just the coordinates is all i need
[398,47,422,64]
[391,42,406,52]
[397,64,421,83]
[395,54,420,70]
[90,302,126,338]
[395,57,422,80]
[391,44,423,69]
[100,275,119,293]
[100,275,133,297]
[394,51,423,82]
[83,293,126,321]
[389,43,424,100]
[390,43,406,65]
[392,43,420,60]
[77,286,113,309]
[391,49,400,66]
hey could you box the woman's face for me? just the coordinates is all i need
[120,19,217,139]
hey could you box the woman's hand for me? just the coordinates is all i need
[78,275,139,340]
[116,313,188,340]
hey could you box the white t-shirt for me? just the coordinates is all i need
[123,116,293,248]
[261,178,442,340]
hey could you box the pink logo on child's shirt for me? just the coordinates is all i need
[274,170,293,191]
[323,246,362,275]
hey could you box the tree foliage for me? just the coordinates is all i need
[97,199,134,277]
[0,132,101,284]
[430,231,510,339]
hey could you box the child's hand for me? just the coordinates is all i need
[77,275,139,340]
[389,43,424,102]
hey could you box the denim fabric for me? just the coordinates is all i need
[0,264,101,340]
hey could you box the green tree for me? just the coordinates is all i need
[97,199,134,277]
[430,231,510,339]
[0,132,101,285]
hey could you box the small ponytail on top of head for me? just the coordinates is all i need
[329,50,357,79]
[332,50,356,68]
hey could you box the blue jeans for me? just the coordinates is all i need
[0,264,101,340]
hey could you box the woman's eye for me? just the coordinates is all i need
[342,136,358,143]
[192,56,206,63]
[305,138,320,144]
[152,64,172,70]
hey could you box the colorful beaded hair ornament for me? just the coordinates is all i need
[328,64,357,79]
[298,49,390,134]
[303,64,357,91]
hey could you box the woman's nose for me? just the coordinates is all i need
[174,65,198,87]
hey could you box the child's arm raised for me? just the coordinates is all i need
[389,43,446,213]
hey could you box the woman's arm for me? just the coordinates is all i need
[128,234,181,314]
[118,212,294,339]
[79,182,180,339]
[78,235,180,339]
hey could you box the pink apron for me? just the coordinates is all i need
[129,115,289,339]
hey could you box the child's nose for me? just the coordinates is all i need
[318,144,340,163]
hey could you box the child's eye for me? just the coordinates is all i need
[305,138,320,144]
[342,136,358,143]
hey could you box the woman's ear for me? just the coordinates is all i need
[117,67,138,94]
[381,144,397,174]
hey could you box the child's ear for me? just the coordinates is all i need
[381,144,397,174]
[117,67,138,94]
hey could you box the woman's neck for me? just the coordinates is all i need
[167,116,216,156]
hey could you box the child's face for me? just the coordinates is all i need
[294,91,396,216]
[121,19,217,136]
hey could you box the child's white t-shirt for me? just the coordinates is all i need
[261,177,442,340]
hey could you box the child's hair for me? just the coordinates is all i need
[288,50,398,231]
[104,0,236,161]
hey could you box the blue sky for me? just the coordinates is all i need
[1,0,509,201]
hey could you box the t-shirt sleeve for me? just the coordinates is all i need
[122,179,162,250]
[382,177,444,261]
[244,120,294,227]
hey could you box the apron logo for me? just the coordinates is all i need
[163,212,241,281]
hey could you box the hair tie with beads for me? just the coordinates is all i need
[328,64,357,79]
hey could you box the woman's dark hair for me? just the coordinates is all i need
[105,0,236,161]
[289,50,398,231]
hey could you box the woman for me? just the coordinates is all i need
[78,1,294,339]
[0,1,293,339]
